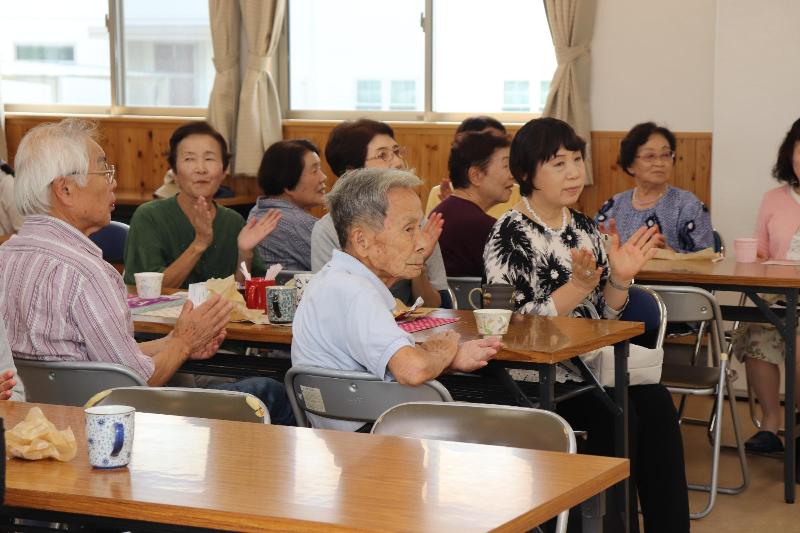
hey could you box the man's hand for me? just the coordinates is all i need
[189,196,214,251]
[421,212,444,260]
[450,337,501,372]
[173,294,232,357]
[420,330,460,359]
[0,370,17,400]
[189,329,227,360]
[238,209,282,253]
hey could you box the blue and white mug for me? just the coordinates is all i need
[267,285,297,324]
[84,405,135,469]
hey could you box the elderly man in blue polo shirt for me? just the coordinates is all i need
[291,167,500,431]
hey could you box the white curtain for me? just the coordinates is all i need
[206,0,242,150]
[233,0,287,175]
[543,0,597,184]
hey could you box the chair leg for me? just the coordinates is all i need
[686,362,749,519]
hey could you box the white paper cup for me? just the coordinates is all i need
[733,238,758,263]
[84,405,135,469]
[134,272,164,298]
[473,309,513,336]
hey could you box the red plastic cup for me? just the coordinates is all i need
[245,278,276,311]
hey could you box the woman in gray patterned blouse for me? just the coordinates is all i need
[249,140,327,271]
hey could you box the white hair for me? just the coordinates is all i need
[13,118,99,216]
[326,167,422,249]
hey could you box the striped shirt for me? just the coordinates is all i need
[0,215,155,381]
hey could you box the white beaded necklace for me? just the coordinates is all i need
[522,196,568,235]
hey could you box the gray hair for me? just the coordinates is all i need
[326,167,422,249]
[14,118,99,216]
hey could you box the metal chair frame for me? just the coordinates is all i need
[372,401,577,533]
[284,365,453,428]
[647,285,749,519]
[446,276,482,310]
[85,386,269,423]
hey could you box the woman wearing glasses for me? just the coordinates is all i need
[595,122,714,252]
[310,118,448,307]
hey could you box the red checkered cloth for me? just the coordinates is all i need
[398,316,459,333]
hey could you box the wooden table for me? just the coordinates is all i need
[0,402,629,532]
[636,257,799,502]
[135,307,643,532]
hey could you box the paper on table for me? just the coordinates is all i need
[205,275,270,324]
[761,260,800,266]
[652,247,721,261]
[6,406,77,461]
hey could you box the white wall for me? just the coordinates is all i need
[591,0,716,132]
[710,0,800,246]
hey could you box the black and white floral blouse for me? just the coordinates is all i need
[483,208,622,321]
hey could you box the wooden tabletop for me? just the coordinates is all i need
[134,309,643,365]
[114,188,258,207]
[2,402,629,532]
[636,256,800,288]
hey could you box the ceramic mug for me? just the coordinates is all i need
[468,284,515,310]
[473,309,513,336]
[291,273,315,301]
[84,405,135,469]
[267,286,297,323]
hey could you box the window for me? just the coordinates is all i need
[502,81,529,112]
[355,80,382,110]
[0,0,212,113]
[390,80,416,111]
[16,45,75,63]
[539,80,551,112]
[286,0,555,119]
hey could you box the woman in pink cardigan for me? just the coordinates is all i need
[733,118,800,456]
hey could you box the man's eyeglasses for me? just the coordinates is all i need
[635,151,675,164]
[365,146,407,163]
[71,163,116,184]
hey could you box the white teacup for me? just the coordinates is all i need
[292,273,315,301]
[473,309,513,336]
[134,272,164,299]
[84,405,135,469]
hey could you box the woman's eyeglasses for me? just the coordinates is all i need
[365,146,408,163]
[635,151,675,164]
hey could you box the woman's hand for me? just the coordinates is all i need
[601,219,659,281]
[421,212,444,260]
[237,209,282,254]
[189,197,214,251]
[570,248,602,291]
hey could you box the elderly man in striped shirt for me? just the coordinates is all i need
[0,119,295,425]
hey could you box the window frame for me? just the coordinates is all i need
[2,0,209,118]
[278,0,551,123]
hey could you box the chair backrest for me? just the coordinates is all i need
[274,270,310,285]
[645,285,724,350]
[372,401,576,452]
[15,359,146,406]
[372,401,575,533]
[285,365,453,428]
[713,229,725,256]
[88,221,129,263]
[620,284,667,349]
[447,276,482,310]
[85,386,269,423]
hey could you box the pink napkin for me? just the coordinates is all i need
[398,316,459,333]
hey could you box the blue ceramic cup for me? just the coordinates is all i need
[267,286,297,324]
[84,405,135,469]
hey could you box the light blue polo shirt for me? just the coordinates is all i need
[291,249,415,431]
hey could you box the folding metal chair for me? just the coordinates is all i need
[284,365,452,428]
[15,359,146,406]
[647,285,749,519]
[372,402,577,533]
[85,386,269,423]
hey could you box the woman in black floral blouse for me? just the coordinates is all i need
[484,118,690,533]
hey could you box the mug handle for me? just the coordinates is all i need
[110,422,125,457]
[467,287,483,310]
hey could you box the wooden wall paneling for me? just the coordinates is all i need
[4,116,712,222]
